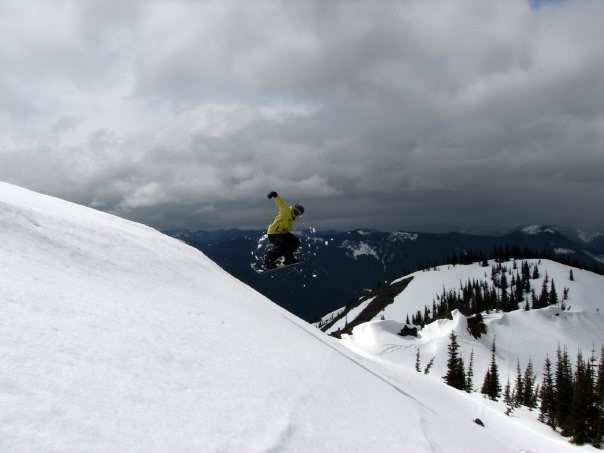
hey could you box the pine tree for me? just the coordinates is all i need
[586,347,600,447]
[482,337,501,400]
[509,287,517,311]
[503,378,512,406]
[505,376,517,417]
[500,272,510,311]
[405,313,410,325]
[513,359,524,408]
[533,265,540,279]
[540,355,557,429]
[466,349,474,392]
[549,279,558,305]
[570,269,574,281]
[515,271,524,301]
[522,260,530,281]
[556,345,574,436]
[597,348,604,399]
[522,358,537,409]
[415,310,423,326]
[415,347,421,372]
[570,350,590,444]
[481,369,492,398]
[594,348,604,448]
[538,279,549,309]
[459,355,466,389]
[444,331,466,390]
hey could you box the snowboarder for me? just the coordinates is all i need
[263,191,305,270]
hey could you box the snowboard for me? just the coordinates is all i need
[251,257,305,274]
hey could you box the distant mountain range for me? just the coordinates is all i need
[168,225,604,322]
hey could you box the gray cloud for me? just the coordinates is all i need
[1,0,603,234]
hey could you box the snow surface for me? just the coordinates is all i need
[0,181,593,452]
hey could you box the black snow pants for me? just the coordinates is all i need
[265,233,300,266]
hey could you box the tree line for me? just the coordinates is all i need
[436,331,604,448]
[416,245,604,276]
[404,260,571,332]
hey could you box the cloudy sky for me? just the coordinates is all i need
[1,0,603,233]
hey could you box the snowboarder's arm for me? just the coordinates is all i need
[267,191,290,214]
[272,196,290,214]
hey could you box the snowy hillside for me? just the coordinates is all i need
[0,182,592,452]
[335,259,604,390]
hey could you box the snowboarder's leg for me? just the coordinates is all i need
[282,233,301,265]
[265,234,287,268]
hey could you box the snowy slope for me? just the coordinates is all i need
[0,182,591,452]
[340,260,604,391]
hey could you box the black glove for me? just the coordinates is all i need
[267,191,278,199]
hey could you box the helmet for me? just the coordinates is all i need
[293,203,305,216]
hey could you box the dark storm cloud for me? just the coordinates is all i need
[1,0,603,233]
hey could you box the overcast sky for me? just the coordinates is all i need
[1,0,603,233]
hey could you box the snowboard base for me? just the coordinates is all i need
[251,259,305,274]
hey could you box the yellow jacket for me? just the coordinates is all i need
[267,196,296,234]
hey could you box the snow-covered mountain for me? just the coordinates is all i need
[0,181,589,452]
[503,224,575,246]
[519,224,558,235]
[324,260,604,385]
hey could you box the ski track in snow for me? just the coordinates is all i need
[376,343,416,357]
[282,315,424,406]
